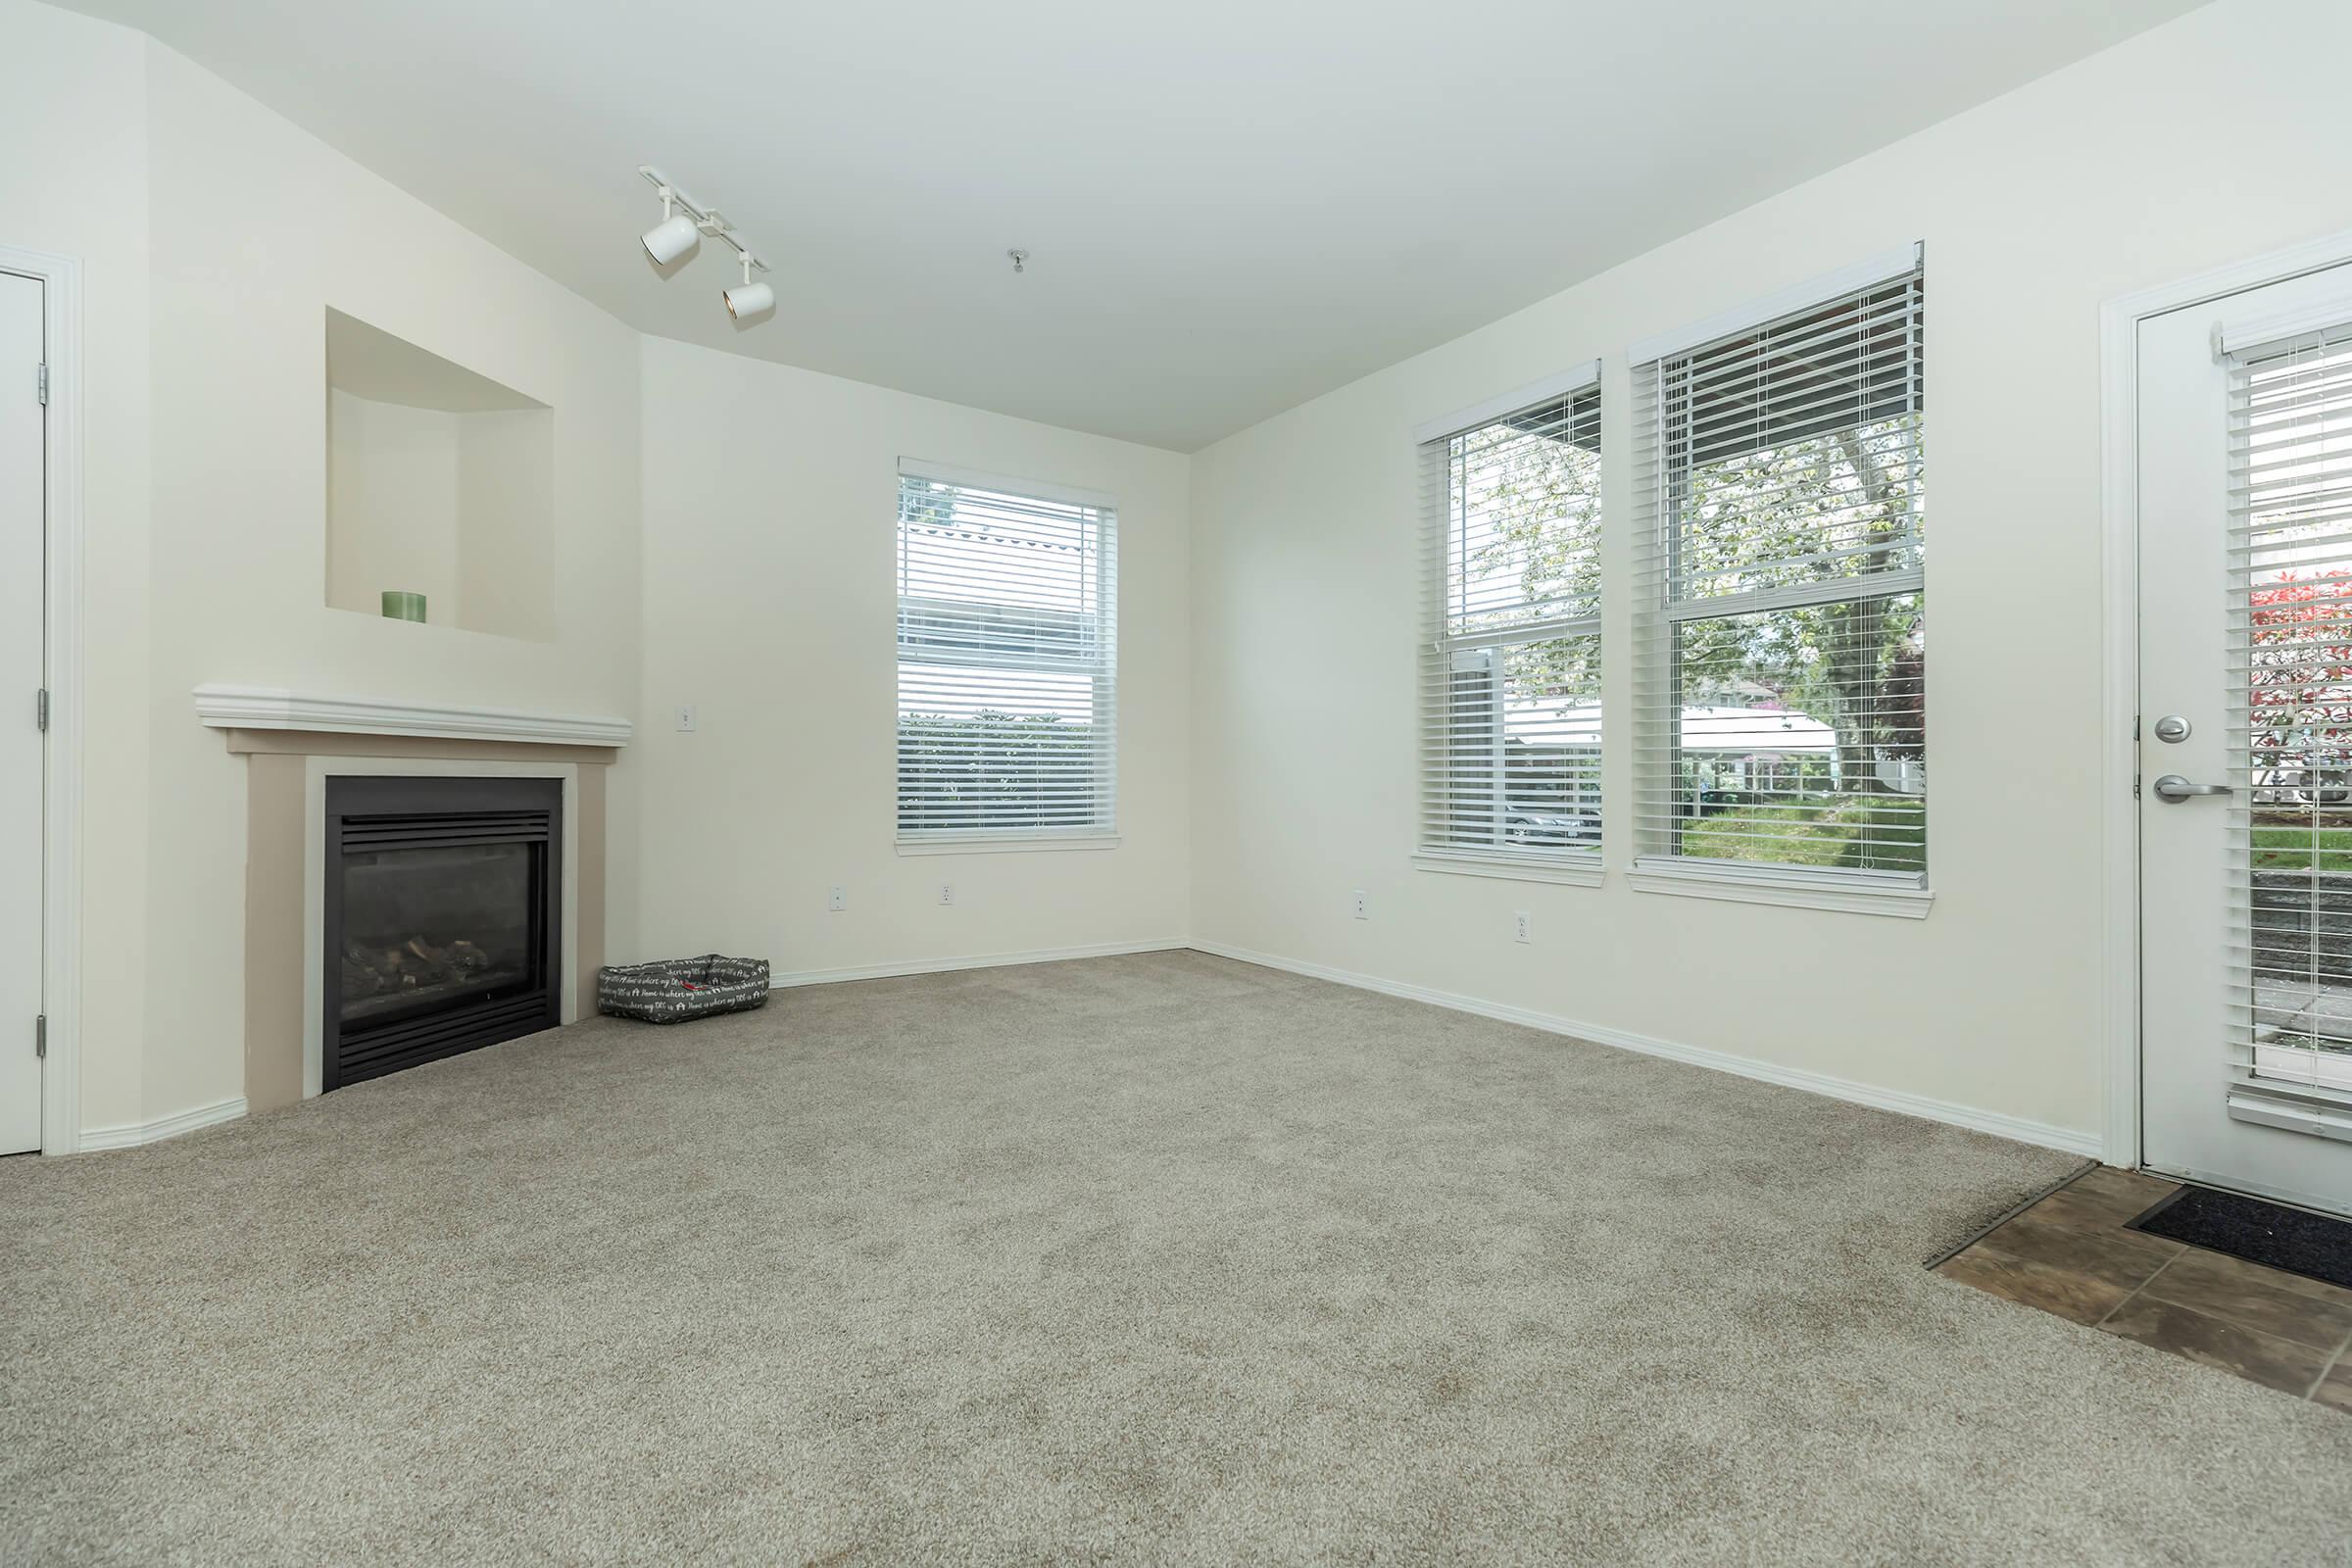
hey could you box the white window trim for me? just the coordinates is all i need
[2229,1090,2352,1145]
[2214,300,2352,360]
[896,831,1121,858]
[1626,243,1922,367]
[1412,849,1604,888]
[896,456,1117,513]
[1626,858,1933,918]
[1413,360,1600,446]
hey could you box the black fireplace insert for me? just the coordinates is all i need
[322,774,563,1090]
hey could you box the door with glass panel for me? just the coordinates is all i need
[2138,262,2352,1215]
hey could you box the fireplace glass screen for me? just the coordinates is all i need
[338,842,539,1026]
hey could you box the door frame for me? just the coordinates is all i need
[0,244,83,1156]
[2098,225,2352,1173]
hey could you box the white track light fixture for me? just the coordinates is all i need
[641,195,700,266]
[723,255,775,320]
[636,165,774,326]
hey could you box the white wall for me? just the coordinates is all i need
[633,337,1190,976]
[1,0,152,1131]
[325,390,558,640]
[136,40,647,1123]
[456,410,557,642]
[0,4,651,1134]
[1189,0,2352,1145]
[326,390,464,621]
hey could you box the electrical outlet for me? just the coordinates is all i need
[1351,889,1368,920]
[938,882,955,906]
[1514,909,1532,944]
[828,885,847,912]
[674,704,697,732]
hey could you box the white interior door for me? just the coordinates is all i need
[1,270,43,1156]
[2139,262,2352,1216]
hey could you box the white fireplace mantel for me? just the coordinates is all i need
[194,684,632,747]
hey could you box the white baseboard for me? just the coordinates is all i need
[1189,940,2105,1159]
[769,938,1191,990]
[77,1096,248,1152]
[67,949,2095,1161]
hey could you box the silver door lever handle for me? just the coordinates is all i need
[2152,774,2230,802]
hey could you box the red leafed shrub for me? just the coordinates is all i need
[2250,569,2352,779]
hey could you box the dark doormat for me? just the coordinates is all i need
[2129,1185,2352,1290]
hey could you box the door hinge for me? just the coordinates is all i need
[35,687,49,732]
[35,1015,46,1058]
[36,363,48,407]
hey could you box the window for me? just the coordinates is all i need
[1629,248,1927,908]
[2228,318,2352,1099]
[1415,365,1604,879]
[895,461,1117,846]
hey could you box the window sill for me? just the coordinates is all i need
[896,833,1120,857]
[1625,859,1933,919]
[2228,1089,2352,1145]
[1412,850,1604,888]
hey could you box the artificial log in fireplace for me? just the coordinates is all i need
[323,775,563,1090]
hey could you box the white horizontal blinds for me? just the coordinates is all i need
[2229,321,2352,1100]
[896,466,1116,839]
[1417,378,1604,861]
[1632,256,1927,880]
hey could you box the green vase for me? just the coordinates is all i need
[381,590,427,623]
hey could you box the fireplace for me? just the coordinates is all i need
[322,775,563,1089]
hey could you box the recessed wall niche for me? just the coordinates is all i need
[324,309,556,641]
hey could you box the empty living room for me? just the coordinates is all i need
[7,0,2352,1560]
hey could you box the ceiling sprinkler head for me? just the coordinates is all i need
[1007,249,1029,274]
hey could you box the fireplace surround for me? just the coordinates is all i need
[201,689,627,1115]
[323,774,563,1089]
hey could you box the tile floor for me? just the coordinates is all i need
[1936,1165,2352,1412]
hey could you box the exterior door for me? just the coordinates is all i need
[1,270,42,1155]
[2139,261,2352,1216]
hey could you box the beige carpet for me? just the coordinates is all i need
[4,951,2348,1564]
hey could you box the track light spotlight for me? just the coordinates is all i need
[723,255,775,321]
[642,203,701,266]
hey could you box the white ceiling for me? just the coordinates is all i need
[64,0,2201,450]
